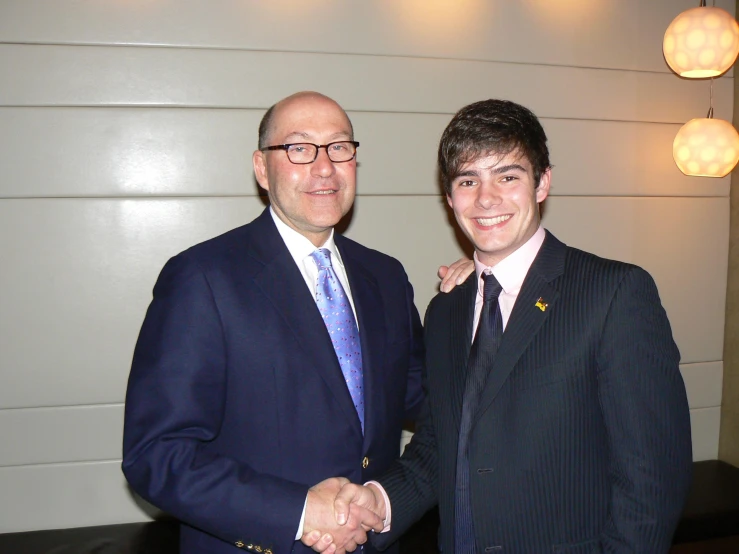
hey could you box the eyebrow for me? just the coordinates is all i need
[454,163,527,179]
[486,163,527,174]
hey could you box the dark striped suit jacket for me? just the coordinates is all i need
[375,231,693,553]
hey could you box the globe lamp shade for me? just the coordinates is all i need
[673,117,739,177]
[663,6,739,78]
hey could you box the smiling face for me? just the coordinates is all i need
[447,150,550,267]
[253,93,356,246]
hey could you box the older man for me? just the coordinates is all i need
[328,99,693,554]
[122,91,471,554]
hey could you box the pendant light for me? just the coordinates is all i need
[673,80,739,177]
[663,0,739,78]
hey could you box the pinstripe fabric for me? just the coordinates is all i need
[375,231,693,554]
[455,274,503,553]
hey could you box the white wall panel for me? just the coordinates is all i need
[544,119,730,198]
[0,405,123,467]
[0,45,732,125]
[690,407,722,462]
[0,196,727,410]
[544,196,729,365]
[0,361,716,468]
[0,107,263,198]
[0,461,157,533]
[681,362,724,410]
[0,0,733,75]
[0,108,728,199]
[0,197,266,409]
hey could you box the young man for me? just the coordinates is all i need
[326,99,693,554]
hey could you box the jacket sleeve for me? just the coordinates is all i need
[373,299,440,549]
[596,266,693,552]
[402,276,426,420]
[122,253,307,554]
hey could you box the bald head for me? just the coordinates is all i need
[251,91,358,246]
[258,91,354,149]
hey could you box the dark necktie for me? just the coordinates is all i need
[454,272,503,553]
[310,248,364,432]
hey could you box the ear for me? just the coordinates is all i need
[535,168,551,204]
[253,150,270,191]
[446,192,453,209]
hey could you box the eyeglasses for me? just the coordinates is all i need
[262,141,360,164]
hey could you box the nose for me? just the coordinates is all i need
[310,147,336,177]
[475,183,502,209]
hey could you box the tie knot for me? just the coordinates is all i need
[310,248,333,270]
[482,272,503,302]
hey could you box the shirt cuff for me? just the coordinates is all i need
[295,495,308,540]
[364,481,392,533]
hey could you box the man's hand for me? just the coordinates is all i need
[334,483,387,529]
[438,258,474,293]
[301,477,384,554]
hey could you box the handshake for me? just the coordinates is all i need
[301,477,388,554]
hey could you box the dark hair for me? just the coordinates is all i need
[438,99,550,194]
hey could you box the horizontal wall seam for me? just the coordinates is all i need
[0,195,730,201]
[680,360,723,368]
[689,406,722,413]
[0,459,122,470]
[0,106,713,126]
[0,104,715,125]
[0,41,713,77]
[0,403,124,412]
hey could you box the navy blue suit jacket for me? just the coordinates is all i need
[375,232,693,553]
[122,208,424,554]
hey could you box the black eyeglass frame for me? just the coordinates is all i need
[262,141,360,164]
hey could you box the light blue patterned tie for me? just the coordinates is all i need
[311,248,364,432]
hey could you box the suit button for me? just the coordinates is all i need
[234,541,244,548]
[362,456,369,469]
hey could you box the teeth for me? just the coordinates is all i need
[476,214,511,226]
[311,190,336,195]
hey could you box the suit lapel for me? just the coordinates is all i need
[473,232,566,423]
[336,237,385,447]
[247,210,363,439]
[448,273,478,433]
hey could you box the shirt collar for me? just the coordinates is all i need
[473,225,546,295]
[269,206,345,269]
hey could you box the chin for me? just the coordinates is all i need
[308,215,343,230]
[477,241,513,259]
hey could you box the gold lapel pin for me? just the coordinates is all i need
[535,297,548,312]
